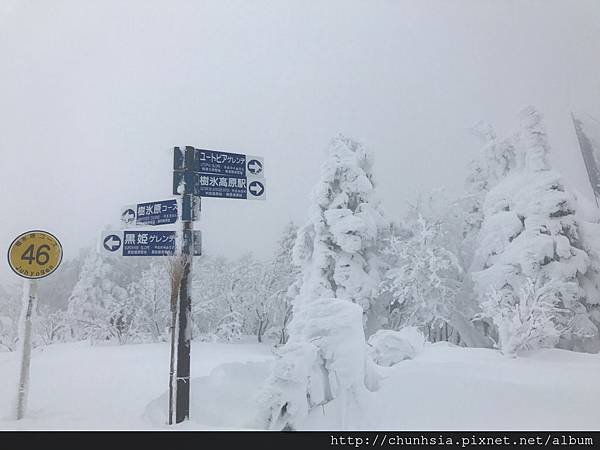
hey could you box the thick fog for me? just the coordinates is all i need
[1,0,599,283]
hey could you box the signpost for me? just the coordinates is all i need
[101,145,265,425]
[7,230,63,420]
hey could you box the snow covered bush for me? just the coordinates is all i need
[479,278,570,356]
[215,311,244,342]
[367,327,425,366]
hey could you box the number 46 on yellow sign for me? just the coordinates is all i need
[8,230,63,279]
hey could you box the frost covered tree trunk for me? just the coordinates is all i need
[14,279,38,420]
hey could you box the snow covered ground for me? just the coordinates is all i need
[0,340,598,430]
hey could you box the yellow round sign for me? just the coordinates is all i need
[7,230,63,279]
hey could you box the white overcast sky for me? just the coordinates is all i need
[1,0,599,283]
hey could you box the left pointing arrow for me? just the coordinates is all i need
[103,234,122,252]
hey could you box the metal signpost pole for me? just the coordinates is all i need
[171,146,196,424]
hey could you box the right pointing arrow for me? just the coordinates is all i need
[249,181,264,196]
[248,160,263,174]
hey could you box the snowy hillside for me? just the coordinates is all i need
[0,340,598,430]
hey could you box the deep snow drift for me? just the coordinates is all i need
[0,340,598,430]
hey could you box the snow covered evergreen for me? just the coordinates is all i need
[257,135,386,430]
[291,135,387,315]
[471,106,599,353]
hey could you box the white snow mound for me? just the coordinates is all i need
[367,327,425,366]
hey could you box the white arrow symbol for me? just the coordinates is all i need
[248,160,263,174]
[104,235,121,252]
[249,181,264,196]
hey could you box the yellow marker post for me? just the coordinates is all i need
[7,230,62,420]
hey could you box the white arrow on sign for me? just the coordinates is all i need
[103,234,122,252]
[249,180,264,196]
[247,159,263,175]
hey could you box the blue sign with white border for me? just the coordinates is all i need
[101,231,177,256]
[173,172,266,200]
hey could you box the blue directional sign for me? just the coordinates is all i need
[122,230,176,256]
[173,171,266,200]
[122,199,178,226]
[103,234,122,252]
[101,231,177,256]
[174,147,264,177]
[173,147,266,200]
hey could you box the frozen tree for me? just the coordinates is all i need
[264,222,300,344]
[462,121,517,268]
[129,261,172,342]
[291,135,387,316]
[471,106,595,350]
[257,135,385,429]
[380,213,463,342]
[34,306,70,345]
[479,278,570,356]
[191,255,230,337]
[67,251,145,345]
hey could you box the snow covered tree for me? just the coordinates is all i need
[128,261,172,342]
[191,255,230,337]
[290,135,387,315]
[265,222,300,345]
[257,135,385,430]
[380,213,463,342]
[67,251,147,345]
[471,106,596,351]
[34,306,70,345]
[462,121,517,268]
[479,278,570,356]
